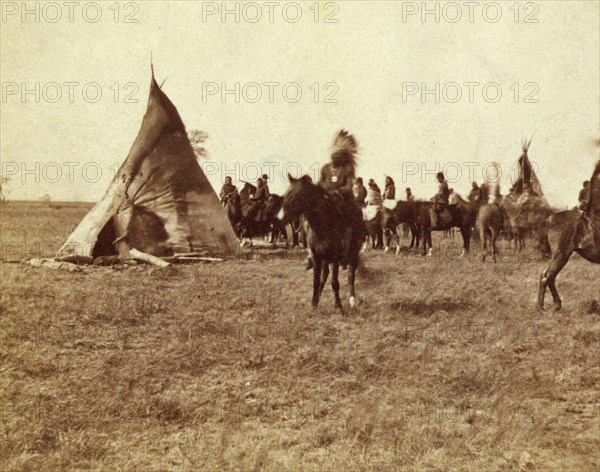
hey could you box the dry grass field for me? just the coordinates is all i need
[1,202,598,471]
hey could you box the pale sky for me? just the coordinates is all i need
[1,1,598,208]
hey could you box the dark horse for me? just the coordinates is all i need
[416,193,477,257]
[362,207,384,251]
[225,182,289,246]
[280,175,364,312]
[381,200,420,254]
[538,160,600,310]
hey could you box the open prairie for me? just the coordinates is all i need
[1,202,598,471]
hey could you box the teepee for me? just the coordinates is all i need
[511,137,544,196]
[57,70,239,261]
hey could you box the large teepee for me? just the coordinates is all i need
[57,71,239,260]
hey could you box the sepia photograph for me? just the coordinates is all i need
[1,1,599,471]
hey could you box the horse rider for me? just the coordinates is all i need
[366,180,383,207]
[406,187,415,202]
[468,182,480,204]
[384,176,396,200]
[429,171,450,229]
[261,174,271,198]
[219,176,238,206]
[368,178,381,194]
[578,180,589,210]
[479,164,502,205]
[480,181,501,205]
[304,142,357,269]
[353,177,368,207]
[246,177,269,220]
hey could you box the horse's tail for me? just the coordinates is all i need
[330,129,358,177]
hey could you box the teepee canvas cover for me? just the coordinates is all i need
[58,73,238,259]
[511,139,544,196]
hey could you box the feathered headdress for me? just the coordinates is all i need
[330,129,358,175]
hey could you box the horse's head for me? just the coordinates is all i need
[279,174,316,223]
[266,193,283,215]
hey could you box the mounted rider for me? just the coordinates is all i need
[305,130,359,269]
[353,177,368,207]
[578,180,589,211]
[219,176,238,206]
[245,177,269,221]
[429,171,451,229]
[479,163,501,205]
[383,176,396,200]
[468,182,480,204]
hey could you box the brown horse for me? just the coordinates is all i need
[280,174,364,312]
[362,207,384,251]
[380,201,420,254]
[415,193,477,257]
[502,193,553,252]
[227,182,289,246]
[476,203,504,263]
[538,160,600,310]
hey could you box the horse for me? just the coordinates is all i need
[280,174,364,312]
[379,200,419,254]
[415,193,477,257]
[228,182,289,247]
[476,203,504,263]
[362,205,384,251]
[501,193,553,252]
[538,160,600,310]
[223,190,241,235]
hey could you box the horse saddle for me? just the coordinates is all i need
[363,205,380,221]
[383,199,397,210]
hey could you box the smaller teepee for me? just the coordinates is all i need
[511,137,544,196]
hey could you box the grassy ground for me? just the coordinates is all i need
[1,202,598,471]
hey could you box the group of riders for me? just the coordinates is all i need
[219,174,273,222]
[219,162,592,248]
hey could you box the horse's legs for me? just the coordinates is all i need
[276,220,289,247]
[412,226,420,250]
[384,229,390,253]
[480,225,487,262]
[394,227,401,255]
[426,230,433,256]
[312,255,322,308]
[490,227,498,263]
[461,226,470,255]
[518,229,525,252]
[331,262,342,310]
[421,228,427,256]
[538,253,570,311]
[318,263,330,298]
